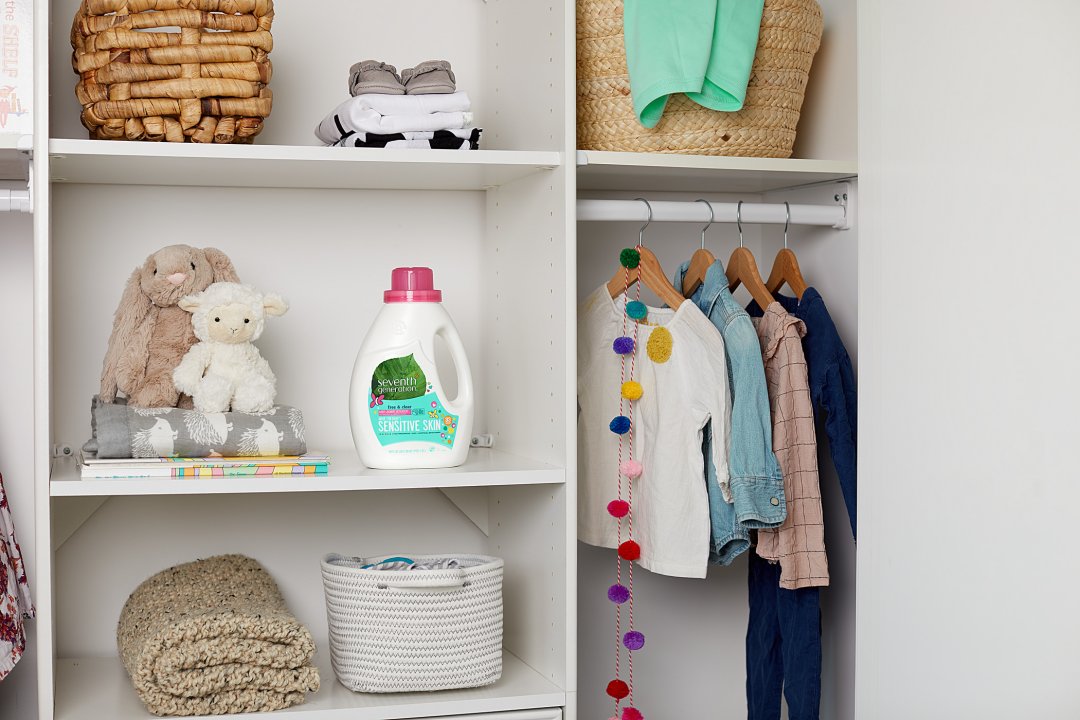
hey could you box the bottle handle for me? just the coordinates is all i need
[435,322,473,412]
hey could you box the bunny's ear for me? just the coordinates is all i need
[100,264,154,401]
[262,293,289,317]
[203,247,240,283]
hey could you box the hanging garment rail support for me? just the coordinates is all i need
[577,197,849,230]
[0,135,33,213]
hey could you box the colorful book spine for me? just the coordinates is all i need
[173,464,329,478]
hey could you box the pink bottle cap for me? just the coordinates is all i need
[384,267,443,303]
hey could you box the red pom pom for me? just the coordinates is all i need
[622,708,644,720]
[618,540,641,561]
[606,679,630,699]
[607,499,631,518]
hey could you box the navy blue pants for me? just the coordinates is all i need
[746,552,822,720]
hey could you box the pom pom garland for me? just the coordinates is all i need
[618,540,641,561]
[607,243,653,717]
[607,583,631,604]
[623,631,646,651]
[606,679,630,700]
[619,248,641,269]
[626,300,648,320]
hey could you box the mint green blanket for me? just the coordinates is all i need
[624,0,765,128]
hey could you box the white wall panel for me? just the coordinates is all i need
[858,1,1080,717]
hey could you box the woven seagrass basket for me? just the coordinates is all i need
[71,0,274,143]
[577,0,823,157]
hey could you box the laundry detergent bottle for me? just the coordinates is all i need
[350,267,474,469]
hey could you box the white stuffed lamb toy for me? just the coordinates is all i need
[172,282,289,414]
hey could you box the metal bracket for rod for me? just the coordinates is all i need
[832,181,852,231]
[0,134,33,213]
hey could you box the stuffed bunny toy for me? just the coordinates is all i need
[99,245,240,408]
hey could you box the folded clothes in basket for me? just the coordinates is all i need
[118,555,320,717]
[83,396,308,458]
[357,556,463,571]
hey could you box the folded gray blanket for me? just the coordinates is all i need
[117,555,320,717]
[84,396,307,458]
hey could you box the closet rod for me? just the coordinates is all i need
[577,199,847,229]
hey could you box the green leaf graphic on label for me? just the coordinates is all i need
[371,354,427,401]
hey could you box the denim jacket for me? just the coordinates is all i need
[750,287,857,540]
[674,260,786,565]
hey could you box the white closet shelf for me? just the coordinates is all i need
[55,650,565,720]
[50,449,564,497]
[48,139,562,191]
[576,150,857,193]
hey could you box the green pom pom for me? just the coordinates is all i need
[620,248,641,269]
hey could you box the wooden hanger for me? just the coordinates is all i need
[765,202,808,300]
[726,201,776,310]
[606,199,686,311]
[681,199,716,297]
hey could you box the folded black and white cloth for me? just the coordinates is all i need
[83,396,308,458]
[331,128,481,150]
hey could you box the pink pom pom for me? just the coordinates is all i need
[620,460,643,479]
[622,708,644,720]
[607,499,630,518]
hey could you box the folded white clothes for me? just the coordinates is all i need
[316,100,474,142]
[346,91,471,116]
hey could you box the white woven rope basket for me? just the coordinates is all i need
[321,553,504,693]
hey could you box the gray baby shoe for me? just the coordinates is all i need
[401,60,457,95]
[349,60,405,96]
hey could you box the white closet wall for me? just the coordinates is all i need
[858,2,1080,717]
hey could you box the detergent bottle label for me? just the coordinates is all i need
[367,354,459,450]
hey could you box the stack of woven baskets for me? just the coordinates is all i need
[577,0,824,157]
[70,0,274,143]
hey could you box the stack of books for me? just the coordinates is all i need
[78,453,330,479]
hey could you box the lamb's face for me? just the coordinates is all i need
[205,302,264,343]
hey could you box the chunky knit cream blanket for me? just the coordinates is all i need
[117,555,320,717]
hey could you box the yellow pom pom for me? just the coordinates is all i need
[646,327,673,364]
[621,381,643,401]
